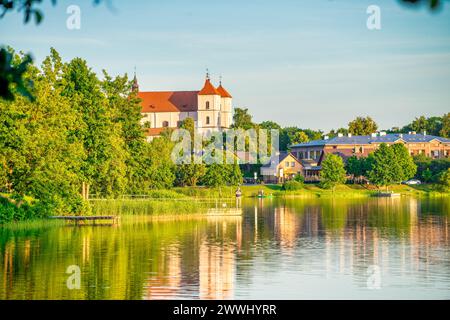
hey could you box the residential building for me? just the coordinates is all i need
[290,132,450,177]
[260,152,303,183]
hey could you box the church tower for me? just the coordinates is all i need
[216,77,233,129]
[132,69,139,92]
[197,71,221,133]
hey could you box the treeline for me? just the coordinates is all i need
[0,48,242,221]
[232,109,450,153]
[318,143,449,191]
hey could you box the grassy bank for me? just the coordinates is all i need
[240,183,449,198]
[90,198,210,216]
[172,184,449,198]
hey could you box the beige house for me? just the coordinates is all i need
[260,152,303,183]
[134,73,233,141]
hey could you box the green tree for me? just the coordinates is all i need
[259,121,281,131]
[291,131,309,144]
[227,162,243,186]
[201,163,226,187]
[440,113,449,138]
[176,164,205,187]
[368,143,401,190]
[101,71,146,195]
[176,117,207,186]
[0,49,86,216]
[438,168,450,192]
[327,128,348,138]
[348,116,378,136]
[60,56,111,199]
[345,156,363,182]
[232,107,253,130]
[142,136,175,189]
[421,168,433,183]
[410,116,428,133]
[320,154,346,190]
[391,143,417,182]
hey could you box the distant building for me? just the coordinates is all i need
[260,152,303,183]
[290,132,450,178]
[134,72,233,141]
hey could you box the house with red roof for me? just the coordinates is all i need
[134,72,233,141]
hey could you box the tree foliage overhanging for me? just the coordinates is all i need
[0,48,242,222]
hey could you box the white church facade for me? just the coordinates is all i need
[134,73,233,141]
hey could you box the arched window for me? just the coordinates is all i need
[206,101,210,110]
[162,121,169,127]
[206,116,210,125]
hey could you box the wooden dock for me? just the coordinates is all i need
[50,215,119,226]
[206,208,242,216]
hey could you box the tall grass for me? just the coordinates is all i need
[0,218,65,230]
[90,198,210,216]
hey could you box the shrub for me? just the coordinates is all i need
[438,168,450,192]
[294,174,304,183]
[283,180,303,191]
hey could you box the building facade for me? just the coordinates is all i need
[290,132,450,178]
[260,152,303,183]
[135,74,233,141]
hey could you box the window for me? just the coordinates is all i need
[291,162,295,167]
[162,121,169,128]
[206,116,210,125]
[206,101,210,110]
[285,162,290,167]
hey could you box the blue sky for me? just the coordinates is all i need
[1,0,450,131]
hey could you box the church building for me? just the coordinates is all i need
[134,73,233,141]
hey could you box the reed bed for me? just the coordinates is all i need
[90,198,214,216]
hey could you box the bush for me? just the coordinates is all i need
[438,168,450,192]
[283,180,303,191]
[0,196,43,223]
[294,174,304,183]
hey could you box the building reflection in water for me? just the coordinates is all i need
[145,244,182,300]
[1,197,449,299]
[144,216,242,300]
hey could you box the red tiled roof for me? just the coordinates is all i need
[217,84,232,98]
[138,91,198,113]
[198,79,220,96]
[145,128,168,136]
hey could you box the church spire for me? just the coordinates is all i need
[217,75,232,98]
[132,67,139,92]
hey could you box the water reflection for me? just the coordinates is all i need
[0,197,449,299]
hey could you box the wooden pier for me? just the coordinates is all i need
[50,215,119,226]
[376,192,401,198]
[206,208,242,216]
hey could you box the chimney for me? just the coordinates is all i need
[371,132,377,138]
[338,133,343,137]
[399,133,403,138]
[324,135,329,140]
[347,133,352,137]
[380,131,386,136]
[412,131,416,135]
[423,130,427,136]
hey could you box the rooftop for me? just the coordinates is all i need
[138,91,198,112]
[290,133,450,148]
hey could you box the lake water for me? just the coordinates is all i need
[0,197,449,300]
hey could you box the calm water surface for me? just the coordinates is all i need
[1,197,449,299]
